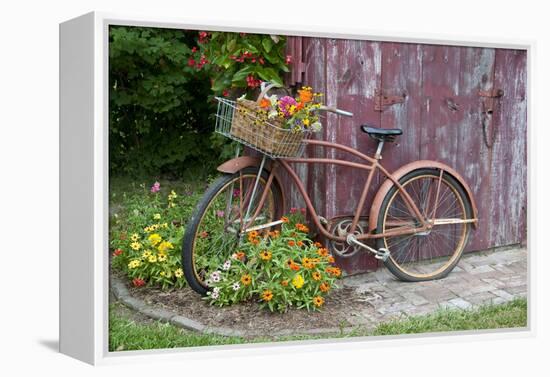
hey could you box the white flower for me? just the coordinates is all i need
[268,110,278,119]
[232,282,240,291]
[211,291,219,300]
[222,260,231,271]
[311,121,322,132]
[268,94,278,107]
[210,271,221,283]
[231,253,238,260]
[213,287,220,294]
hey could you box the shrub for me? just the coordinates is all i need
[204,211,341,312]
[189,31,290,96]
[109,26,227,177]
[110,181,202,289]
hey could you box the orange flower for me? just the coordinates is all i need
[260,250,272,261]
[241,274,252,286]
[295,223,309,233]
[281,216,289,223]
[200,231,209,239]
[317,247,329,257]
[296,102,304,111]
[250,238,260,245]
[313,296,325,307]
[312,271,322,281]
[281,280,289,286]
[302,257,314,269]
[248,230,259,238]
[326,266,342,277]
[287,259,301,271]
[314,241,323,248]
[261,290,273,301]
[298,88,313,103]
[288,240,296,247]
[320,282,330,292]
[259,98,271,109]
[297,241,304,247]
[268,230,280,238]
[235,251,246,261]
[327,255,335,264]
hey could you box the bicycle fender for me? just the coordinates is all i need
[368,160,478,233]
[217,156,287,212]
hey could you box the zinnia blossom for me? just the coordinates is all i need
[150,181,160,193]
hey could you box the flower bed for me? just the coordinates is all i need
[205,211,341,312]
[110,181,203,289]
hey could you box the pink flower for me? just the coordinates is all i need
[132,278,146,287]
[150,181,160,193]
[285,55,292,64]
[232,189,241,198]
[300,207,307,215]
[187,58,196,67]
[290,207,298,214]
[216,210,225,218]
[278,96,298,117]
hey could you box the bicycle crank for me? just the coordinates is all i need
[346,235,391,261]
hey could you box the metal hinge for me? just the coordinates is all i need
[478,88,504,98]
[374,89,407,111]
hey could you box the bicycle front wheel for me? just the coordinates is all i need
[182,167,283,295]
[376,168,473,281]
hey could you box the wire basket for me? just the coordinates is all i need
[214,84,309,158]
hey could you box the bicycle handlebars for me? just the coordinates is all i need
[319,105,354,117]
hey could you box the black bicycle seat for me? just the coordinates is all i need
[360,125,403,142]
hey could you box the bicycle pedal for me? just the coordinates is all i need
[375,248,390,261]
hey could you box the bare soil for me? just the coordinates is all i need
[118,272,374,336]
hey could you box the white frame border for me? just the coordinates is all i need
[59,11,534,365]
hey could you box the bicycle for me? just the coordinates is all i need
[182,85,478,295]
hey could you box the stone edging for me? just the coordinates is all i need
[110,275,360,338]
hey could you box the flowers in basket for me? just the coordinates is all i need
[256,86,324,133]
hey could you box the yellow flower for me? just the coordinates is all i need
[148,233,162,246]
[151,224,159,231]
[143,226,151,233]
[128,259,141,269]
[148,255,157,263]
[153,213,161,220]
[174,268,183,278]
[292,274,304,289]
[158,241,174,253]
[259,250,272,261]
[130,233,139,242]
[141,250,152,259]
[160,271,166,277]
[241,274,252,286]
[168,190,177,200]
[130,242,142,251]
[161,222,169,229]
[303,118,310,126]
[313,296,325,307]
[158,254,167,262]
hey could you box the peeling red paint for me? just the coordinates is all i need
[279,37,527,274]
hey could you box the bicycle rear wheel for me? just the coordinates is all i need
[376,168,473,281]
[182,167,283,294]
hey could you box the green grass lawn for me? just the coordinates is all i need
[109,298,527,352]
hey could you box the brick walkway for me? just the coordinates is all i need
[342,246,527,327]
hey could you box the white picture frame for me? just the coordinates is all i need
[59,11,533,365]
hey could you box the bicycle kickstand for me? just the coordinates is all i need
[346,234,390,261]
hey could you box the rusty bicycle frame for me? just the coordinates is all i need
[220,138,478,246]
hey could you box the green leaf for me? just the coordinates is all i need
[261,37,273,53]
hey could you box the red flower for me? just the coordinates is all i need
[239,32,247,37]
[222,89,230,97]
[191,46,198,53]
[132,278,146,287]
[112,249,123,257]
[259,57,265,65]
[246,75,261,88]
[290,207,298,214]
[187,58,196,67]
[198,31,209,44]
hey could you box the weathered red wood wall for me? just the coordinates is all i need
[283,37,528,275]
